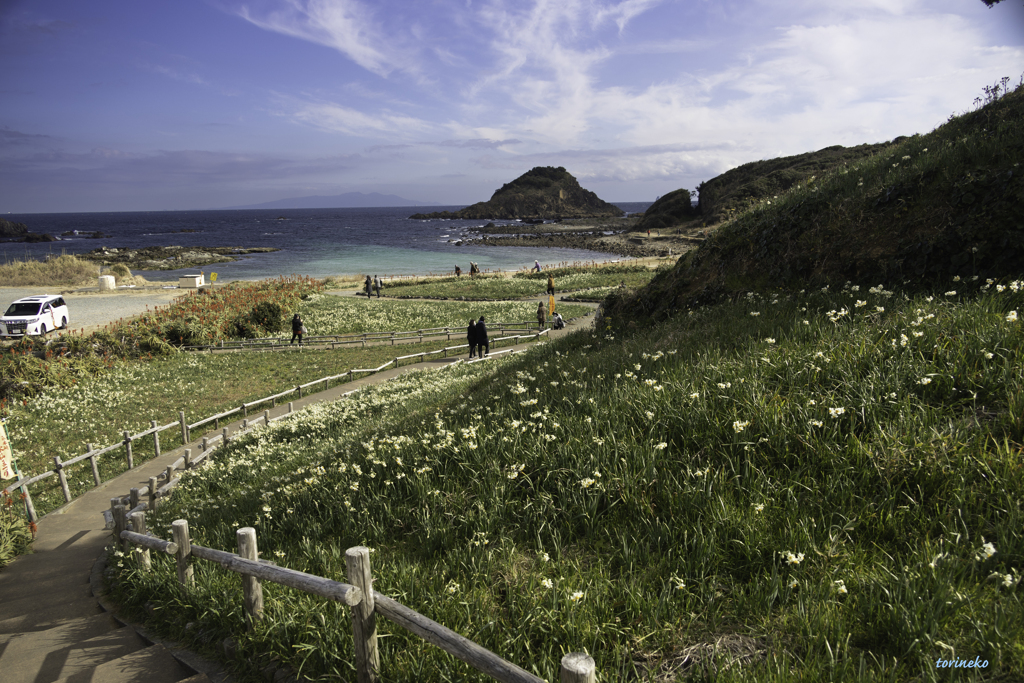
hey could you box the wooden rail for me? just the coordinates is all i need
[115,518,594,683]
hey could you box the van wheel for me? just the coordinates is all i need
[61,316,68,329]
[40,324,47,335]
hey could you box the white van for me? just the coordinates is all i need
[0,295,70,337]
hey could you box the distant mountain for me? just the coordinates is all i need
[222,192,440,210]
[410,166,623,220]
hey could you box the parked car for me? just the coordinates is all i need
[0,295,70,337]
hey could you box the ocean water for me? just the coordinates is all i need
[3,204,651,282]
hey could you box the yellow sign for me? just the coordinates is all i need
[0,423,14,480]
[210,273,218,282]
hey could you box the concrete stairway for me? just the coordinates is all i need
[0,512,210,683]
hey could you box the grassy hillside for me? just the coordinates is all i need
[632,188,699,234]
[696,143,889,226]
[609,82,1024,323]
[108,279,1023,682]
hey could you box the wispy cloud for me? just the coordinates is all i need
[286,98,436,137]
[232,0,407,77]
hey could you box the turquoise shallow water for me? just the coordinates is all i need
[5,204,650,281]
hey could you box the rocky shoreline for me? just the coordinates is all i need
[461,223,698,259]
[80,245,279,270]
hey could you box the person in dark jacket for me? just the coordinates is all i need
[476,316,489,356]
[364,275,372,299]
[291,314,304,345]
[467,318,478,358]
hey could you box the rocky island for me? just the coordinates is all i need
[0,218,58,242]
[80,245,279,270]
[411,166,624,220]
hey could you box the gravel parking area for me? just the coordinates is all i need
[1,286,185,335]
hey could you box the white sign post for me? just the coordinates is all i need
[0,421,15,480]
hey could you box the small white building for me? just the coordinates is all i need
[178,274,206,288]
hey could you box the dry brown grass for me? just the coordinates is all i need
[0,254,98,287]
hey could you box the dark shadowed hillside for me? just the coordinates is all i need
[697,143,890,225]
[608,81,1024,324]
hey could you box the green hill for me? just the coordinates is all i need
[411,166,623,220]
[610,82,1024,322]
[696,143,890,226]
[632,188,699,233]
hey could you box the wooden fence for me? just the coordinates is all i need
[112,517,596,683]
[3,324,554,522]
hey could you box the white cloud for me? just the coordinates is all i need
[234,0,403,77]
[286,98,436,137]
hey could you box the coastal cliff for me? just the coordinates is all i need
[411,166,624,220]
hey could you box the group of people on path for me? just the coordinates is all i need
[364,275,384,298]
[466,316,489,358]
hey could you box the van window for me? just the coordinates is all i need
[5,303,42,316]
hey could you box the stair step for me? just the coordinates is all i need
[0,598,103,634]
[0,587,95,623]
[53,643,193,683]
[0,613,146,683]
[175,672,213,683]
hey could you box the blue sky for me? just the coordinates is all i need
[1,0,1022,213]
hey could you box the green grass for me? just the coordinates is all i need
[107,279,1023,682]
[6,324,557,518]
[293,292,593,331]
[380,267,660,300]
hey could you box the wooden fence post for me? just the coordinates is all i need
[180,410,189,444]
[151,420,161,458]
[346,546,380,683]
[21,483,37,523]
[222,427,228,444]
[87,443,100,486]
[288,402,293,413]
[237,527,264,627]
[202,437,208,452]
[132,511,152,571]
[560,653,596,683]
[130,487,140,512]
[123,431,133,469]
[165,466,174,485]
[264,410,270,426]
[149,476,158,511]
[171,519,194,589]
[53,456,71,503]
[184,449,192,468]
[112,502,127,552]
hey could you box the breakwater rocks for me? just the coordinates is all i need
[81,246,279,270]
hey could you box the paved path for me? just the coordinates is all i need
[0,308,596,683]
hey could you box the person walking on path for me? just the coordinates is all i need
[364,275,372,299]
[537,301,546,330]
[467,318,478,358]
[291,313,305,345]
[374,275,383,298]
[547,274,555,296]
[476,316,489,356]
[552,312,565,330]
